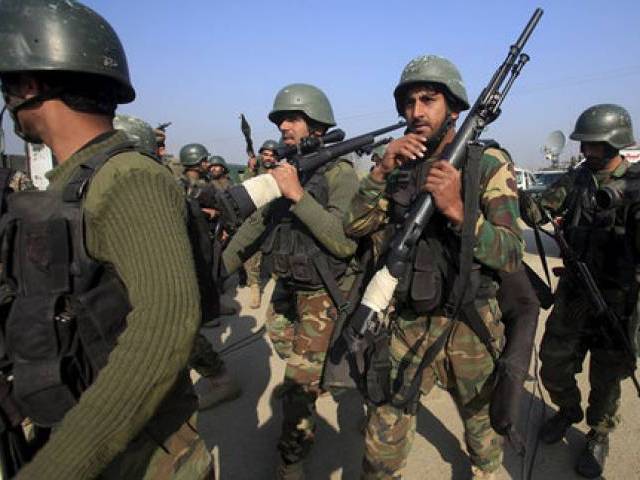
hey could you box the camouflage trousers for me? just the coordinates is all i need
[265,282,338,464]
[362,299,504,479]
[100,414,214,479]
[540,278,632,434]
[189,333,225,378]
[244,251,262,287]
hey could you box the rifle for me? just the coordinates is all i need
[275,128,346,165]
[156,122,172,132]
[545,213,640,396]
[199,121,407,234]
[284,121,407,181]
[240,114,255,158]
[331,8,543,378]
[356,137,394,157]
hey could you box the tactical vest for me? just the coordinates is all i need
[261,161,350,289]
[0,142,211,427]
[562,164,640,307]
[387,152,497,314]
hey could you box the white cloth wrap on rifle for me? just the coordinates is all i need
[361,266,398,313]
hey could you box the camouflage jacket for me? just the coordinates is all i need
[344,147,524,274]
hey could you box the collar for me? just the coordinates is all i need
[45,130,127,186]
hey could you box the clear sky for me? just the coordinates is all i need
[4,0,640,170]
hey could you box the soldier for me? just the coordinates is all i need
[243,139,279,308]
[113,113,158,157]
[222,83,359,479]
[207,155,233,190]
[344,55,523,479]
[155,126,168,158]
[243,139,280,181]
[0,0,213,478]
[111,113,242,410]
[521,104,639,479]
[179,142,209,194]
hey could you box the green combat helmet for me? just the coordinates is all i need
[570,104,635,150]
[113,114,157,155]
[0,0,135,103]
[394,55,470,114]
[259,140,279,153]
[180,143,209,166]
[268,83,336,127]
[208,155,229,172]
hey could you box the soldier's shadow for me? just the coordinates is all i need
[509,389,595,480]
[306,388,366,480]
[414,402,472,479]
[413,387,589,479]
[196,311,275,479]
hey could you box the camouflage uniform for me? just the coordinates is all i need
[345,148,523,478]
[532,160,639,434]
[223,158,359,466]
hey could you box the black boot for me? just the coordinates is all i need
[539,406,583,444]
[576,430,609,479]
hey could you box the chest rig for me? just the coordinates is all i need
[261,161,350,290]
[0,143,139,427]
[387,152,496,315]
[562,164,640,301]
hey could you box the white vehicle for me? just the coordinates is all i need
[514,167,539,191]
[534,169,566,189]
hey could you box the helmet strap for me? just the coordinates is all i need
[5,87,63,143]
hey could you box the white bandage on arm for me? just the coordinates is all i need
[243,174,282,209]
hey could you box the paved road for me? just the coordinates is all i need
[197,231,640,479]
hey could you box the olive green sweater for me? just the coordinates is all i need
[18,131,201,479]
[222,159,359,274]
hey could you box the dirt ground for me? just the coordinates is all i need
[197,228,640,479]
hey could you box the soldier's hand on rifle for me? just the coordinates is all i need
[423,160,464,226]
[202,207,219,219]
[370,133,427,182]
[270,162,304,203]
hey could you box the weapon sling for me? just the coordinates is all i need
[392,142,498,410]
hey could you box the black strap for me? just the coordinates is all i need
[532,224,552,286]
[459,302,498,360]
[310,250,349,314]
[62,141,137,202]
[392,142,486,410]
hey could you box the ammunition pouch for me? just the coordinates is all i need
[262,222,347,289]
[409,239,443,313]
